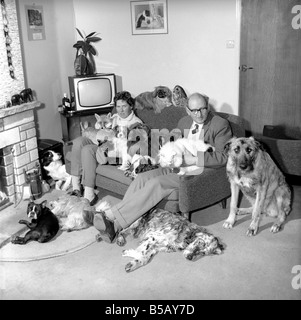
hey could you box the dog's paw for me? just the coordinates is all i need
[246,225,258,236]
[222,220,235,229]
[270,223,282,233]
[125,262,136,273]
[18,219,27,224]
[116,234,126,247]
[95,233,103,242]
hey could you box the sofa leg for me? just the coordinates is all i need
[220,198,227,209]
[181,212,190,221]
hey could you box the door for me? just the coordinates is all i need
[239,0,301,137]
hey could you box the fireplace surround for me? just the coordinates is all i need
[0,101,41,211]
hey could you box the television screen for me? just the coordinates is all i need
[78,78,112,107]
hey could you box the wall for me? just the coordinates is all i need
[0,0,24,108]
[16,0,75,141]
[17,0,240,141]
[73,0,240,114]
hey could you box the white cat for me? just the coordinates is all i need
[158,138,215,175]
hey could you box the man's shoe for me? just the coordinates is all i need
[93,211,116,243]
[90,194,99,206]
[70,189,82,197]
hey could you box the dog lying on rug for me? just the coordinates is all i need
[49,195,110,232]
[158,138,215,175]
[11,199,59,245]
[114,208,224,273]
[135,86,173,113]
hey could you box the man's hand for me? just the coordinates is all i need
[182,152,197,166]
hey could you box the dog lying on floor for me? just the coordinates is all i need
[158,138,215,175]
[49,194,110,232]
[114,208,224,273]
[42,150,72,191]
[223,136,291,236]
[11,199,59,245]
[135,86,173,113]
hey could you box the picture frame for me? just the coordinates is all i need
[130,0,168,35]
[25,4,46,41]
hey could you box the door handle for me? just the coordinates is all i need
[239,64,254,72]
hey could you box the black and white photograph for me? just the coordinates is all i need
[0,0,300,304]
[131,0,168,34]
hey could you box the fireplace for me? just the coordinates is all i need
[0,101,41,211]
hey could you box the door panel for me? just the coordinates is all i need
[239,0,301,137]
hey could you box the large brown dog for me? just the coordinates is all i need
[135,86,173,113]
[223,136,291,236]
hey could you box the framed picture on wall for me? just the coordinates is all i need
[25,5,46,41]
[131,0,168,35]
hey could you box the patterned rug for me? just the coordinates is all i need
[0,189,120,262]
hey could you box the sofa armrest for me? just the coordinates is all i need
[178,166,230,213]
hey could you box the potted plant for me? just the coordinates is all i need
[73,28,102,76]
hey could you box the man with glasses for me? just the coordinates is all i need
[93,93,233,243]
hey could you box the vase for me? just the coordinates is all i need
[74,53,94,76]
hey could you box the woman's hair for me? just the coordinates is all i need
[114,91,135,108]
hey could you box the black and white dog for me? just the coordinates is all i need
[42,150,71,191]
[11,199,59,245]
[114,208,224,273]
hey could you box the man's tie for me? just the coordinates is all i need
[192,124,199,134]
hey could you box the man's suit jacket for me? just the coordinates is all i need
[177,111,232,168]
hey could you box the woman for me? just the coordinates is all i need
[68,91,142,204]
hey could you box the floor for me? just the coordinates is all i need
[0,184,300,300]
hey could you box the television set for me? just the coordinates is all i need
[68,73,117,113]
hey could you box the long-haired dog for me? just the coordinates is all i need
[135,86,173,113]
[42,150,72,191]
[158,138,215,175]
[49,195,110,232]
[223,136,291,236]
[172,85,188,108]
[115,208,224,273]
[11,199,59,245]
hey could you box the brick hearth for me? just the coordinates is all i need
[0,101,41,209]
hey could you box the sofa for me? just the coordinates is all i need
[260,125,301,177]
[92,106,245,219]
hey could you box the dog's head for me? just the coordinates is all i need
[136,10,152,28]
[42,150,61,167]
[27,199,47,220]
[224,136,264,172]
[183,232,224,261]
[158,142,183,168]
[95,113,113,130]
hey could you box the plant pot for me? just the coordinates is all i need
[74,53,94,76]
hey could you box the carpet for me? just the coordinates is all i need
[0,227,99,262]
[0,189,121,263]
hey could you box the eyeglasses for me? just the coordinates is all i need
[187,106,208,115]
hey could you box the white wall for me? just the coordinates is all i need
[17,0,240,141]
[73,0,240,114]
[17,0,75,141]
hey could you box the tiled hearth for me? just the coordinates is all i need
[0,102,41,210]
